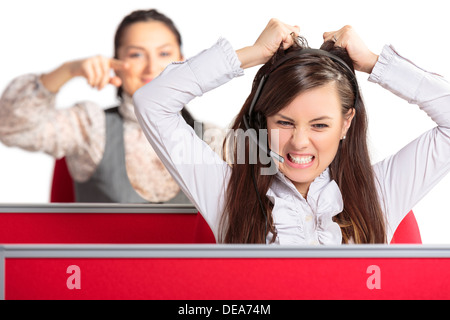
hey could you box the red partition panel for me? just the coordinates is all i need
[5,257,450,300]
[2,245,450,300]
[0,205,215,244]
[0,213,199,244]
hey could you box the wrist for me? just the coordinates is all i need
[40,62,74,93]
[64,60,81,78]
[236,45,267,69]
[363,53,379,74]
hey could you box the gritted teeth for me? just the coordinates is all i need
[287,154,314,164]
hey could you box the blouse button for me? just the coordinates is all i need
[305,214,313,222]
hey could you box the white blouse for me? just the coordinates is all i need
[133,38,450,244]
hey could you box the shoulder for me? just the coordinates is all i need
[70,101,108,125]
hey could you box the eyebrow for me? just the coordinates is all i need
[277,114,333,123]
[277,114,296,122]
[123,43,175,51]
[309,116,333,123]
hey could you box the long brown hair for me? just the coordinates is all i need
[220,39,386,244]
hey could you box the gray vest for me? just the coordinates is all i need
[75,107,191,204]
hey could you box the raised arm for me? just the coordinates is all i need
[133,19,300,238]
[237,18,300,69]
[0,72,103,162]
[41,56,127,92]
[370,44,450,240]
[0,55,128,152]
[0,55,127,180]
[324,25,450,240]
[133,38,241,238]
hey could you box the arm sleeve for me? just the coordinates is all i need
[370,45,450,240]
[133,38,244,238]
[0,74,106,182]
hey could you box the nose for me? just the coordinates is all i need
[144,53,164,77]
[291,127,310,149]
[143,58,154,75]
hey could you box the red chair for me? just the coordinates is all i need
[50,158,75,203]
[49,158,421,244]
[390,210,422,244]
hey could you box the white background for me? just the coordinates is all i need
[1,0,449,243]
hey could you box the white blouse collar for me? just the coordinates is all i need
[266,168,343,245]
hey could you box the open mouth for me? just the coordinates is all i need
[287,154,315,165]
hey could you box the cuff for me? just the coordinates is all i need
[368,44,425,104]
[368,44,397,84]
[186,37,244,94]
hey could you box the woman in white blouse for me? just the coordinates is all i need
[133,19,450,244]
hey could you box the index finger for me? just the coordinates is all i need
[109,58,129,71]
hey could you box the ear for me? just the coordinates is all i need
[341,108,355,138]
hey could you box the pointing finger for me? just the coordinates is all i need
[109,58,129,71]
[109,76,122,87]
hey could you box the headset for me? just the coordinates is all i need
[242,47,360,164]
[241,46,361,243]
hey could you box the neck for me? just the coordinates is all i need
[294,182,310,199]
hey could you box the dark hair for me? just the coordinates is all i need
[114,9,182,99]
[220,38,386,244]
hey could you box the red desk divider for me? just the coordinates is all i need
[0,204,215,244]
[1,244,450,300]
